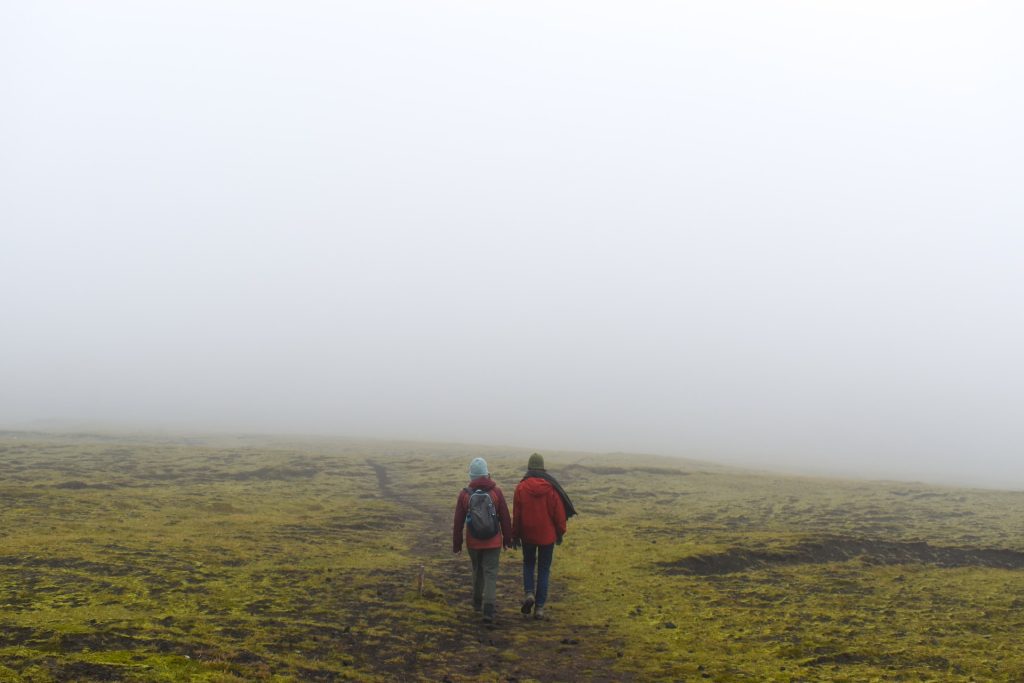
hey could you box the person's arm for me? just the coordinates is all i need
[551,486,567,541]
[495,487,513,548]
[511,486,522,548]
[453,489,467,553]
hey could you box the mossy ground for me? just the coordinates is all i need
[2,432,1024,681]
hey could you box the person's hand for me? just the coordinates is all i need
[556,533,563,546]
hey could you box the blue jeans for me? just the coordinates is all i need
[522,543,554,607]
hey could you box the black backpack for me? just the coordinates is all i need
[465,487,500,539]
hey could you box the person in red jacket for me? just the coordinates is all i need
[453,457,512,623]
[512,453,575,620]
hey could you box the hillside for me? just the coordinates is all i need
[2,432,1023,681]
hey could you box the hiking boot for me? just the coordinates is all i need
[521,592,535,615]
[533,605,545,620]
[482,604,495,623]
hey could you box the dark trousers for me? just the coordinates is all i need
[522,543,554,607]
[468,547,500,607]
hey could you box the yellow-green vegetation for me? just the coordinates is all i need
[558,461,1024,682]
[2,431,1024,681]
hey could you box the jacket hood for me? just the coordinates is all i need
[519,476,553,497]
[468,477,496,491]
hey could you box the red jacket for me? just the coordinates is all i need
[453,477,512,552]
[513,476,567,546]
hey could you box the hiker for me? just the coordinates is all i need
[452,457,512,623]
[512,453,576,620]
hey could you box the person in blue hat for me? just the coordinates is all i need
[452,457,512,623]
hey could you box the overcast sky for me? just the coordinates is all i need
[2,1,1022,487]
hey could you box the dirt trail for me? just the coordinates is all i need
[364,459,629,683]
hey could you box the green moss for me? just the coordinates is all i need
[2,434,1024,681]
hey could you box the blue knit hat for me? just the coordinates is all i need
[469,457,489,478]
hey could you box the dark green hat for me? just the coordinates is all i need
[527,453,545,471]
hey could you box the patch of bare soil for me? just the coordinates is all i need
[564,464,689,477]
[802,651,953,671]
[0,555,135,576]
[44,660,128,681]
[661,537,1024,576]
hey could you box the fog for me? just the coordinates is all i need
[2,1,1022,487]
